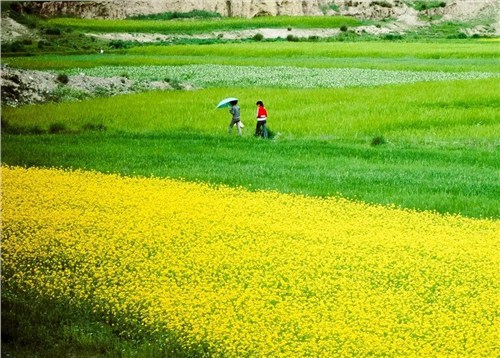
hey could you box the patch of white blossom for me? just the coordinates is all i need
[66,65,499,89]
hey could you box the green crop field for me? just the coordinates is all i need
[3,44,499,218]
[6,41,500,72]
[46,16,361,34]
[2,13,500,358]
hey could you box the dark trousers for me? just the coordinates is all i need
[255,120,268,138]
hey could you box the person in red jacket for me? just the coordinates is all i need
[255,100,268,138]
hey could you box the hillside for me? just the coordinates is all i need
[11,0,500,22]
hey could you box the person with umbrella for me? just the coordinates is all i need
[228,99,243,136]
[216,97,243,136]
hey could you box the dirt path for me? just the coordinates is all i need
[87,25,404,43]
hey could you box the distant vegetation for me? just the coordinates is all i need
[6,41,500,73]
[405,0,447,11]
[46,15,361,34]
[127,10,222,20]
[1,5,497,57]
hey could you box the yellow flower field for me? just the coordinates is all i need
[2,166,499,357]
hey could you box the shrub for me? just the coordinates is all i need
[49,122,67,134]
[371,136,387,146]
[45,27,61,36]
[340,25,348,32]
[93,86,111,97]
[321,3,340,13]
[109,40,131,49]
[82,123,107,132]
[286,34,299,42]
[370,1,393,8]
[413,0,446,11]
[49,86,89,103]
[329,4,340,12]
[253,33,264,41]
[164,78,182,90]
[37,40,50,49]
[15,14,39,29]
[56,74,69,85]
[4,41,24,53]
[384,33,403,40]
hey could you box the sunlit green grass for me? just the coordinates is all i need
[126,41,500,59]
[46,16,360,34]
[3,79,499,218]
[3,130,499,219]
[3,79,499,145]
[6,41,499,73]
[2,32,499,220]
[6,54,500,73]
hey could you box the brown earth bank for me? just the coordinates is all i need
[0,65,195,107]
[11,0,499,21]
[7,1,499,39]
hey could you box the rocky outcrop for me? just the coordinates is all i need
[16,0,328,19]
[336,0,498,22]
[0,65,194,107]
[14,0,498,20]
[1,65,58,106]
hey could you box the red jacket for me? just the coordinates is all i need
[257,106,267,119]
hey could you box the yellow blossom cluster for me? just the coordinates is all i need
[2,166,499,357]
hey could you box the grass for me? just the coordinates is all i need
[0,11,110,55]
[408,0,446,11]
[127,10,222,20]
[3,81,499,143]
[45,16,361,34]
[124,41,500,59]
[3,131,498,219]
[1,285,206,357]
[1,288,139,357]
[407,20,491,39]
[5,41,500,73]
[2,80,499,219]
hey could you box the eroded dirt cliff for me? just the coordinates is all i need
[14,0,499,21]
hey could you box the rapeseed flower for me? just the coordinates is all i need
[2,166,499,357]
